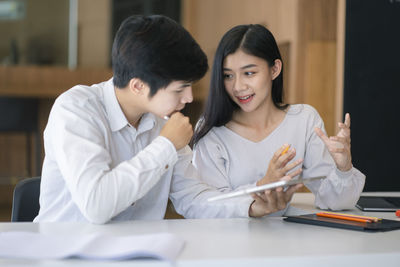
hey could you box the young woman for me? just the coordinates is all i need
[192,24,365,215]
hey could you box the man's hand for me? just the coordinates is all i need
[160,112,193,150]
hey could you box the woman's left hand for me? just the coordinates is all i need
[249,176,303,217]
[314,113,352,172]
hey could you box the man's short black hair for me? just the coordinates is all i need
[112,15,208,96]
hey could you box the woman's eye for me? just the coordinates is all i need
[224,73,233,79]
[245,71,256,76]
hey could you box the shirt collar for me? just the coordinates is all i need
[103,78,156,133]
[137,113,157,134]
[103,78,128,132]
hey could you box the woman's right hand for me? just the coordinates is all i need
[256,144,303,186]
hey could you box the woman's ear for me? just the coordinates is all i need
[271,59,282,80]
[128,78,147,95]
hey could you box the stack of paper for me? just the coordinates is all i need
[0,231,184,261]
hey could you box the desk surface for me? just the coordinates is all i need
[1,193,399,267]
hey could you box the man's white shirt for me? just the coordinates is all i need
[34,79,253,224]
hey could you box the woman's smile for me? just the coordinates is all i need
[236,93,255,104]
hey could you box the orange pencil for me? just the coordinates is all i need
[317,211,380,222]
[316,212,375,223]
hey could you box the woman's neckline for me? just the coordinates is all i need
[222,105,293,144]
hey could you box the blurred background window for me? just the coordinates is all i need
[0,0,70,66]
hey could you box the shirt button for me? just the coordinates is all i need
[165,165,169,169]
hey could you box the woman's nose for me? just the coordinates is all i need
[233,77,246,93]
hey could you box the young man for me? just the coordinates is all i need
[34,15,300,224]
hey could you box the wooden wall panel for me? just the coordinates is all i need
[335,0,346,127]
[304,41,336,135]
[0,66,112,97]
[297,0,338,135]
[78,0,111,68]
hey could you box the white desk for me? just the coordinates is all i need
[1,193,399,267]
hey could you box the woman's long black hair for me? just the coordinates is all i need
[191,24,288,146]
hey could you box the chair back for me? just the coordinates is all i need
[0,97,41,176]
[11,177,41,222]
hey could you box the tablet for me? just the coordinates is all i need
[207,176,326,202]
[356,196,400,212]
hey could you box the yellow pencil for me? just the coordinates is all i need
[281,145,290,156]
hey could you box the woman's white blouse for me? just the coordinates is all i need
[193,104,366,211]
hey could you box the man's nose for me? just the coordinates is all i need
[181,87,193,103]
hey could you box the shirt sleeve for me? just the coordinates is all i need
[169,145,254,219]
[47,97,178,224]
[301,108,366,210]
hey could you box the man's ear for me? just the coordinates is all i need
[128,78,147,95]
[271,59,282,80]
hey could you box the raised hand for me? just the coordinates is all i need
[257,144,303,186]
[160,112,193,150]
[314,113,352,172]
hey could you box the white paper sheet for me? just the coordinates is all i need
[0,231,184,261]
